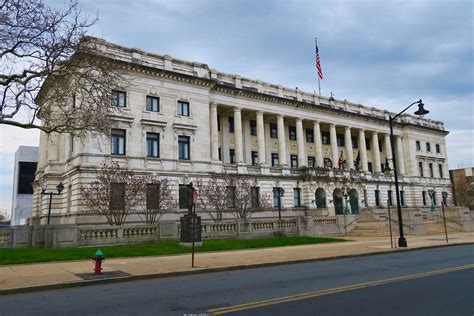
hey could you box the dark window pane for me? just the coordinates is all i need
[111,129,126,155]
[146,96,160,112]
[17,162,37,194]
[112,90,126,107]
[289,126,297,140]
[178,136,190,160]
[146,132,160,157]
[146,184,160,209]
[110,183,125,210]
[270,124,278,138]
[250,120,257,136]
[179,185,190,209]
[177,101,190,116]
[228,117,234,133]
[306,129,314,143]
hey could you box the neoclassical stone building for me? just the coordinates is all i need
[33,37,452,225]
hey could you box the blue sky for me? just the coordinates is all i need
[1,0,473,214]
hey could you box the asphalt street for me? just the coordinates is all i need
[0,244,472,316]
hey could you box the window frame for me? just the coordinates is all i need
[146,132,160,158]
[270,124,278,138]
[322,131,330,145]
[290,154,298,168]
[306,128,314,143]
[146,95,160,112]
[307,156,315,167]
[251,151,258,165]
[229,149,235,164]
[178,135,190,160]
[111,129,126,156]
[289,126,297,141]
[177,100,190,116]
[250,120,257,136]
[293,188,301,207]
[271,153,279,167]
[112,90,126,108]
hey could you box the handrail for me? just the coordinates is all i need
[432,214,464,229]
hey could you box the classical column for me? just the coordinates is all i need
[210,103,219,161]
[372,132,382,173]
[396,136,406,175]
[234,107,243,163]
[277,115,287,166]
[256,111,266,164]
[329,124,339,168]
[384,134,393,169]
[296,118,306,167]
[358,129,368,172]
[344,127,354,169]
[314,121,324,168]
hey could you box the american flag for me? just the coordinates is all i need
[316,44,323,80]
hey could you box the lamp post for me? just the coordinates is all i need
[40,181,64,225]
[273,186,285,220]
[441,191,449,243]
[342,187,350,234]
[389,99,429,247]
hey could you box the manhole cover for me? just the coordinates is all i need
[75,270,131,280]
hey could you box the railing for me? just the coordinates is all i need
[124,225,159,238]
[247,165,261,174]
[222,164,238,172]
[269,167,282,174]
[202,222,237,234]
[314,218,338,226]
[78,227,119,241]
[0,231,11,247]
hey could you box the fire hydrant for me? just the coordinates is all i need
[93,249,105,275]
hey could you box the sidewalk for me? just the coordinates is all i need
[1,232,473,294]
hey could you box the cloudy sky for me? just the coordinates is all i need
[1,0,472,213]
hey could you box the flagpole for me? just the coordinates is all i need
[315,37,321,96]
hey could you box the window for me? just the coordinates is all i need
[429,163,434,177]
[416,141,421,151]
[400,191,406,207]
[177,100,190,116]
[336,134,344,146]
[388,190,393,206]
[250,120,257,136]
[351,136,358,149]
[378,140,383,152]
[289,126,297,140]
[67,185,72,213]
[146,96,159,112]
[251,151,258,165]
[422,191,427,206]
[436,144,441,154]
[290,155,298,168]
[381,163,386,173]
[69,134,74,153]
[110,183,125,210]
[442,192,448,206]
[178,136,190,160]
[322,131,330,145]
[217,115,221,131]
[271,153,279,166]
[418,161,424,177]
[438,164,443,178]
[251,187,260,208]
[226,186,236,208]
[426,142,431,152]
[294,188,301,207]
[218,148,222,161]
[306,129,314,143]
[273,188,281,208]
[146,184,160,209]
[365,138,371,150]
[367,162,372,173]
[229,149,235,164]
[324,158,332,169]
[270,124,278,138]
[112,90,126,107]
[111,129,126,155]
[146,132,160,158]
[375,190,381,207]
[308,156,315,167]
[228,117,234,133]
[17,162,37,194]
[432,192,437,206]
[179,184,191,209]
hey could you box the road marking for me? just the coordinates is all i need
[208,263,474,315]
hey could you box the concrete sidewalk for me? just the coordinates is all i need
[1,232,473,294]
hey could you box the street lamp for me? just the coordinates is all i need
[40,180,64,225]
[389,99,429,247]
[441,191,449,243]
[273,186,285,220]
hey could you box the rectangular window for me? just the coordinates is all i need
[271,153,279,167]
[365,138,371,150]
[306,129,314,143]
[112,90,126,107]
[178,136,190,160]
[436,144,440,154]
[400,191,406,207]
[422,191,427,206]
[251,151,258,165]
[218,148,222,161]
[228,117,234,133]
[322,131,330,145]
[146,132,160,158]
[375,190,381,207]
[418,161,424,177]
[308,156,315,167]
[324,158,332,169]
[146,184,160,209]
[177,100,190,116]
[432,192,437,206]
[146,96,160,112]
[270,124,278,138]
[387,190,393,206]
[111,129,126,155]
[250,120,257,136]
[378,140,383,152]
[217,115,221,131]
[293,188,301,207]
[381,163,385,173]
[416,141,421,151]
[179,184,191,209]
[429,163,434,177]
[110,183,125,210]
[226,186,236,208]
[273,188,281,208]
[251,187,260,208]
[70,134,74,153]
[290,155,298,168]
[438,164,443,178]
[336,134,344,146]
[229,149,235,164]
[368,162,373,173]
[17,162,37,194]
[289,126,297,140]
[351,136,358,149]
[426,142,431,152]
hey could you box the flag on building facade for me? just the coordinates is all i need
[316,43,323,80]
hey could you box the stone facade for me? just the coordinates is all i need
[32,37,452,225]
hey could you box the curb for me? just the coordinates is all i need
[1,241,473,296]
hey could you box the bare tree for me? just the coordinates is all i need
[195,176,228,222]
[0,0,127,136]
[137,176,177,225]
[454,178,474,210]
[80,160,143,226]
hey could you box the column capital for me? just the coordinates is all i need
[372,131,378,136]
[296,117,303,123]
[277,114,284,119]
[233,107,241,112]
[313,120,320,124]
[329,123,336,128]
[344,126,351,131]
[256,110,264,115]
[210,102,218,108]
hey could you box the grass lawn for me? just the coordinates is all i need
[0,236,347,266]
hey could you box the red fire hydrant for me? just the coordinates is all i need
[93,249,105,275]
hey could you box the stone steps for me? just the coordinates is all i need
[424,221,460,235]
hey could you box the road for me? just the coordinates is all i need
[0,244,472,316]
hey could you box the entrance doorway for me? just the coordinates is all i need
[315,188,327,208]
[333,188,343,215]
[349,189,359,214]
